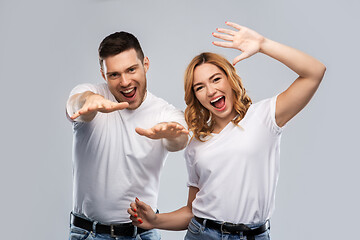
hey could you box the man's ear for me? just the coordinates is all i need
[143,57,150,73]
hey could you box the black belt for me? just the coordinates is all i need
[194,216,270,240]
[71,213,148,237]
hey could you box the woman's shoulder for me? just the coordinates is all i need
[246,96,277,117]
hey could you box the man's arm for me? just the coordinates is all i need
[67,91,129,122]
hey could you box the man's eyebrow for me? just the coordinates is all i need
[106,64,139,76]
[127,64,139,70]
[106,71,119,76]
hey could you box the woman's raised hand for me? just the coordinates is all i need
[212,22,265,66]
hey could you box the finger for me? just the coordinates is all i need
[135,197,149,211]
[70,111,81,120]
[78,107,91,115]
[97,103,105,110]
[212,41,234,49]
[130,217,141,226]
[135,127,153,137]
[135,128,149,137]
[212,32,233,41]
[165,122,178,129]
[137,128,158,139]
[153,124,164,133]
[233,52,251,65]
[102,102,113,111]
[175,129,189,136]
[216,28,236,36]
[113,102,130,110]
[181,129,189,134]
[127,208,138,218]
[225,21,244,30]
[162,124,170,131]
[130,202,137,212]
[86,105,98,112]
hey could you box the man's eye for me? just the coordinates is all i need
[129,68,135,73]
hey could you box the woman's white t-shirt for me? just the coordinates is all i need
[185,96,284,224]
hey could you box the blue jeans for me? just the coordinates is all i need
[69,214,161,240]
[184,217,270,240]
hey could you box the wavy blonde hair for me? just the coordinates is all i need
[184,52,252,141]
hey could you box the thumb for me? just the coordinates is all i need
[232,52,250,66]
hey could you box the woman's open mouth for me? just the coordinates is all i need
[210,96,226,111]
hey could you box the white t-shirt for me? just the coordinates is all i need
[66,83,186,224]
[185,96,283,224]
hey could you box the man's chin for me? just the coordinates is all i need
[126,100,141,110]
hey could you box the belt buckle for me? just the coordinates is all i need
[220,222,231,234]
[110,224,116,238]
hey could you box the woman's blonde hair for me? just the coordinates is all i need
[184,52,252,141]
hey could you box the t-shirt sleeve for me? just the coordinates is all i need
[267,94,285,135]
[252,95,285,135]
[185,142,199,188]
[160,103,188,129]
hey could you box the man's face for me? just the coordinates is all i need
[101,49,149,110]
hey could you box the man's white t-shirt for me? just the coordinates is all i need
[185,96,284,224]
[67,83,186,224]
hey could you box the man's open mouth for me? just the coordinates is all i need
[121,87,136,99]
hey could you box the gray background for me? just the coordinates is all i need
[1,0,359,239]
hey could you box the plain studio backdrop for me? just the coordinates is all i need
[1,0,359,239]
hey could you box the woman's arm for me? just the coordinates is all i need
[128,186,199,230]
[213,22,326,127]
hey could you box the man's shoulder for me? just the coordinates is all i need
[145,92,174,108]
[70,82,108,95]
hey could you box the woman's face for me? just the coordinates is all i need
[193,63,237,127]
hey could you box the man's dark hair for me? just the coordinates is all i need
[98,31,144,69]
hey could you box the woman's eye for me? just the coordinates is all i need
[195,86,203,92]
[213,77,221,82]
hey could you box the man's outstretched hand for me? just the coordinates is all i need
[135,122,189,140]
[70,94,129,120]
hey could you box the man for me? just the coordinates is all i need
[66,31,188,240]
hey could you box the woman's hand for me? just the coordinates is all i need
[212,22,265,65]
[128,198,157,230]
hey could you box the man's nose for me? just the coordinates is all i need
[119,74,131,86]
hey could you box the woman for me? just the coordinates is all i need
[127,22,326,240]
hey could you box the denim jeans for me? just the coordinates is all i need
[184,217,270,240]
[69,214,161,240]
